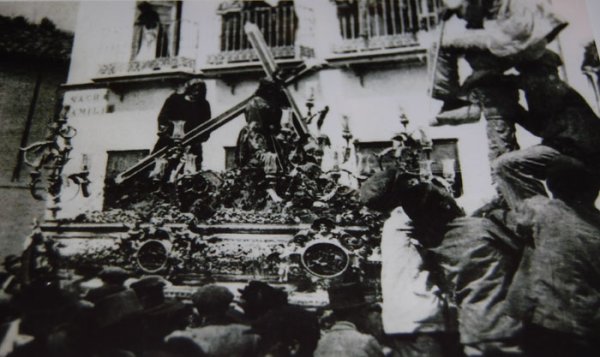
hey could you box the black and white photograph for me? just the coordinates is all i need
[1,0,600,356]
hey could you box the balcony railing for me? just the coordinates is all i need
[207,1,298,66]
[334,0,443,53]
[96,19,198,79]
[97,57,196,78]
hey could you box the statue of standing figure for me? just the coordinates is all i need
[235,78,292,202]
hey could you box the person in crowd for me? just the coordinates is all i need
[133,2,164,61]
[0,255,21,297]
[235,78,290,202]
[314,283,384,357]
[152,79,212,167]
[250,305,320,357]
[360,168,462,357]
[237,281,288,322]
[504,157,600,357]
[360,168,522,356]
[431,215,523,356]
[166,285,258,357]
[190,284,240,327]
[492,51,600,209]
[8,282,93,357]
[89,288,145,357]
[130,277,191,354]
[84,266,130,304]
[20,228,59,287]
[432,0,567,164]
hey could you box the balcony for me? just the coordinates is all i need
[96,56,196,80]
[206,1,302,68]
[94,19,198,82]
[333,0,443,54]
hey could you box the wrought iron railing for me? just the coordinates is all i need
[207,1,298,65]
[334,0,443,53]
[98,57,196,77]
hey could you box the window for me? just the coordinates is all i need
[209,0,298,64]
[334,0,443,52]
[131,1,182,61]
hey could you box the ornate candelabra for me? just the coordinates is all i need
[375,110,458,195]
[21,105,90,218]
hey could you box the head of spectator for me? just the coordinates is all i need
[326,282,373,331]
[91,289,144,354]
[546,156,600,207]
[3,254,21,275]
[191,284,235,326]
[250,305,320,357]
[183,78,207,102]
[131,276,191,346]
[359,168,418,214]
[16,281,86,338]
[360,168,464,245]
[93,289,143,329]
[238,281,288,321]
[85,266,131,303]
[100,266,130,285]
[130,276,167,309]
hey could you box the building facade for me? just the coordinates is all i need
[56,0,599,219]
[0,16,72,255]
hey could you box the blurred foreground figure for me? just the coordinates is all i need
[251,305,320,357]
[493,52,600,209]
[361,169,520,356]
[505,157,600,357]
[166,284,258,357]
[314,283,384,357]
[432,0,567,163]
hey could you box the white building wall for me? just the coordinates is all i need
[69,1,136,84]
[56,0,600,218]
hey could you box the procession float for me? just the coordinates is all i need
[19,24,457,307]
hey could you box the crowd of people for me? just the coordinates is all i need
[0,260,396,357]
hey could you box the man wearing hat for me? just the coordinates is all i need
[190,284,239,327]
[504,157,600,356]
[314,283,384,357]
[130,276,192,354]
[165,284,259,357]
[361,169,522,356]
[84,266,130,303]
[492,51,600,210]
[250,305,320,357]
[90,288,144,356]
[237,281,289,322]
